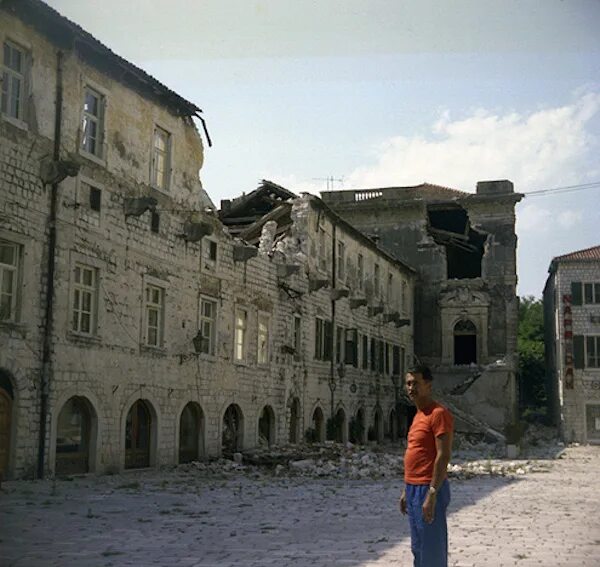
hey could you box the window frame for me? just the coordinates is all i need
[234,306,248,363]
[151,125,172,191]
[71,263,99,336]
[293,314,302,361]
[583,282,600,305]
[0,238,22,323]
[374,263,380,297]
[76,176,104,228]
[357,253,364,291]
[586,335,600,369]
[143,282,165,348]
[1,39,29,125]
[199,296,217,357]
[80,85,106,160]
[257,312,270,365]
[337,240,345,281]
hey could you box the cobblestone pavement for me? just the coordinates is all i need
[1,446,599,567]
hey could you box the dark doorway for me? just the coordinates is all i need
[56,396,93,475]
[289,397,301,444]
[222,404,243,455]
[334,408,347,443]
[179,402,203,464]
[311,407,325,442]
[258,405,275,446]
[125,400,152,469]
[454,319,477,365]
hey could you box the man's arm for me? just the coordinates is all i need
[422,432,452,523]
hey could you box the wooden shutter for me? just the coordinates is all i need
[571,282,582,306]
[573,335,584,369]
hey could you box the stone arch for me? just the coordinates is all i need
[0,368,17,479]
[388,406,399,442]
[310,405,325,443]
[178,401,205,464]
[350,406,366,444]
[453,318,477,365]
[333,405,348,444]
[369,405,384,444]
[288,397,301,444]
[54,396,98,476]
[222,403,244,455]
[258,405,276,447]
[123,398,158,470]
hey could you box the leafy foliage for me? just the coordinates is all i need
[517,296,547,419]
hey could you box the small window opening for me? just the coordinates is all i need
[89,187,101,212]
[453,319,477,365]
[150,212,160,233]
[427,206,487,279]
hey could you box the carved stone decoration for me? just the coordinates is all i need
[309,277,329,292]
[330,288,349,301]
[368,304,384,317]
[438,281,490,308]
[181,220,213,242]
[233,244,258,262]
[277,264,300,278]
[124,196,158,217]
[349,297,368,309]
[395,318,411,328]
[39,156,81,185]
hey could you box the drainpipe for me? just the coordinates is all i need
[329,223,337,422]
[37,50,63,479]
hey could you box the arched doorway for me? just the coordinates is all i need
[125,400,152,469]
[399,403,417,439]
[179,402,204,464]
[389,408,398,442]
[0,370,14,478]
[311,407,325,442]
[222,404,243,455]
[334,407,347,443]
[350,407,366,444]
[258,405,275,447]
[288,397,301,444]
[56,396,94,476]
[454,319,477,365]
[371,406,384,444]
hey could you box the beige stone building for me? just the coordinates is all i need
[0,1,415,479]
[544,245,600,443]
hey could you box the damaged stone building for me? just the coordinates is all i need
[544,245,600,443]
[0,1,415,479]
[321,182,523,430]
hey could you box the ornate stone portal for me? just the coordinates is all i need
[438,280,490,366]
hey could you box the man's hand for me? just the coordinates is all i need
[422,493,436,523]
[399,491,407,515]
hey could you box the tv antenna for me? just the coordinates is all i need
[312,176,344,191]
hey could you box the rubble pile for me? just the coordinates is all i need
[178,430,562,481]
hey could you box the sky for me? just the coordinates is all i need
[46,0,600,298]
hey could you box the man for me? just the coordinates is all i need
[399,365,454,567]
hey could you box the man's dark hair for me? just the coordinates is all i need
[407,364,433,382]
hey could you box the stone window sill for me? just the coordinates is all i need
[67,331,102,345]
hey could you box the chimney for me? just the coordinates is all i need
[220,199,231,214]
[476,180,514,195]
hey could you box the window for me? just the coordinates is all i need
[319,228,327,271]
[81,86,105,157]
[144,284,164,347]
[293,315,301,361]
[336,325,344,364]
[586,336,600,368]
[362,334,368,369]
[72,264,98,335]
[208,240,218,262]
[199,298,217,355]
[387,273,393,306]
[151,126,171,190]
[234,308,248,362]
[374,263,380,296]
[203,239,218,268]
[370,337,376,371]
[392,345,400,376]
[377,340,385,373]
[257,314,270,365]
[584,283,600,305]
[385,343,390,375]
[89,186,102,212]
[357,254,364,291]
[337,241,345,281]
[0,239,20,322]
[345,329,358,367]
[1,41,27,121]
[150,211,160,233]
[402,280,408,314]
[315,318,332,361]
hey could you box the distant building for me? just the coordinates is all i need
[543,245,600,443]
[321,181,523,430]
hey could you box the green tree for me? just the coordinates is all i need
[517,296,547,419]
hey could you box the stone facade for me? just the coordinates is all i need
[544,246,600,443]
[0,1,415,478]
[321,182,523,430]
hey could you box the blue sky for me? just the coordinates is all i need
[47,0,600,297]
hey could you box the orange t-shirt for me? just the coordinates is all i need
[404,402,453,485]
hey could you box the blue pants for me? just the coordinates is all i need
[406,480,450,567]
